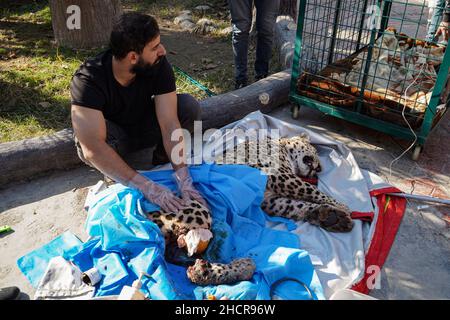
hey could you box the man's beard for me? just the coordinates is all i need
[130,56,163,77]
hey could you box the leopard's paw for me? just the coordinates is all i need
[335,202,351,213]
[187,258,256,286]
[306,204,354,232]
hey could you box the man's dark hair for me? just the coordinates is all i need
[110,12,160,59]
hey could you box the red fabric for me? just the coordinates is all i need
[351,187,406,294]
[369,187,401,197]
[302,177,318,185]
[351,211,375,222]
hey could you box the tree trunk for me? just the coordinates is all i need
[279,0,298,21]
[49,0,123,49]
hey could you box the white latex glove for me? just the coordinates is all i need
[173,166,208,208]
[128,173,185,212]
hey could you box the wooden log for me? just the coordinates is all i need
[0,69,291,187]
[200,69,291,129]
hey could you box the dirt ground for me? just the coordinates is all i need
[139,0,282,93]
[160,25,236,94]
[158,23,282,96]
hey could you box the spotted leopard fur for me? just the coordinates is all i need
[187,258,256,286]
[144,134,352,286]
[145,200,211,245]
[215,134,354,232]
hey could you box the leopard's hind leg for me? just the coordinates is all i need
[267,173,349,211]
[262,194,354,232]
[187,258,256,286]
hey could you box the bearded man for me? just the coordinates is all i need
[70,12,207,212]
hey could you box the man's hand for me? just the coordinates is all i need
[435,21,449,41]
[173,166,208,207]
[128,173,185,212]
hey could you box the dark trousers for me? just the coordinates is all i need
[74,93,201,167]
[228,0,280,82]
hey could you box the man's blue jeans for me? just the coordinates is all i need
[229,0,280,83]
[426,0,445,42]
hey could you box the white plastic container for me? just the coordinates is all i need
[117,272,148,300]
[329,289,378,300]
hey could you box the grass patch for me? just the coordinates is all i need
[0,1,51,22]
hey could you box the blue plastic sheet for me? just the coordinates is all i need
[17,231,83,288]
[19,164,325,300]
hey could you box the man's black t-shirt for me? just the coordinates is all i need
[70,49,176,137]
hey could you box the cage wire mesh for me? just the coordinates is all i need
[295,0,449,131]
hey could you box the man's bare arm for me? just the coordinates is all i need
[71,105,144,187]
[154,92,187,171]
[154,92,208,207]
[71,105,186,213]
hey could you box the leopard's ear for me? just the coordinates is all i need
[299,132,310,142]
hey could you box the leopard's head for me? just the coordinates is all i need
[284,134,322,178]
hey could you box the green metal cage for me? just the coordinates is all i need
[289,0,450,160]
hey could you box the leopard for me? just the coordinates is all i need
[145,200,211,250]
[214,133,354,233]
[187,258,256,286]
[143,134,352,286]
[145,203,258,286]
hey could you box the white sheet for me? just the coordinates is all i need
[198,111,389,298]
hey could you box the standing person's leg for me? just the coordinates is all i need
[254,0,280,80]
[228,0,253,89]
[426,0,444,42]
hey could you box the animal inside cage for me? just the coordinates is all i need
[289,0,450,159]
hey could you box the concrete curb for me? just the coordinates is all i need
[0,129,82,187]
[0,69,291,187]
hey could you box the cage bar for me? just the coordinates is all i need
[289,0,450,159]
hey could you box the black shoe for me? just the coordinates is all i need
[234,79,248,90]
[255,74,268,81]
[0,287,20,300]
